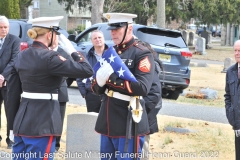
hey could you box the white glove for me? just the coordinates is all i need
[130,97,143,123]
[235,130,240,137]
[10,130,14,142]
[96,62,114,87]
[58,34,76,55]
[82,78,87,83]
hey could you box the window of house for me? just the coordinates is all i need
[81,19,87,26]
[33,1,39,8]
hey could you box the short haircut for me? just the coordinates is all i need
[0,16,9,25]
[90,30,104,40]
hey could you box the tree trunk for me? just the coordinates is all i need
[91,0,105,24]
[156,0,165,28]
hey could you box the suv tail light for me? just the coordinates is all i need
[20,42,28,51]
[181,51,192,58]
[186,78,190,84]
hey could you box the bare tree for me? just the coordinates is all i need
[156,0,165,28]
[104,0,125,13]
[91,0,105,24]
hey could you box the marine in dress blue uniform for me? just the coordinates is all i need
[6,16,93,160]
[91,13,155,160]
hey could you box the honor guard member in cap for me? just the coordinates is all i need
[92,13,155,159]
[6,16,93,159]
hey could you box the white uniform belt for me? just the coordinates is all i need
[105,89,131,101]
[21,92,58,100]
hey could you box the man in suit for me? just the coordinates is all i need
[50,35,70,151]
[225,39,240,160]
[0,16,20,148]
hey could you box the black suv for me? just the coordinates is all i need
[8,19,69,51]
[68,23,192,100]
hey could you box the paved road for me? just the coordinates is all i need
[68,87,228,124]
[191,59,223,65]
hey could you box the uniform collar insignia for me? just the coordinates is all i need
[116,37,135,52]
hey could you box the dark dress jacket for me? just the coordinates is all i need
[7,41,93,136]
[77,44,108,97]
[143,58,162,134]
[224,63,240,130]
[92,37,155,137]
[57,47,70,102]
[0,34,20,81]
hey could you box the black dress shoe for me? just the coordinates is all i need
[55,147,60,152]
[7,141,14,149]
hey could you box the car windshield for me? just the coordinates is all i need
[135,28,187,48]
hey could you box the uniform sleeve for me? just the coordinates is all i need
[48,52,94,79]
[6,67,22,130]
[106,50,155,96]
[91,79,107,95]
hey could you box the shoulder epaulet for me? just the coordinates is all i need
[133,41,145,51]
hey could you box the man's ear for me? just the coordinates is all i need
[128,25,133,34]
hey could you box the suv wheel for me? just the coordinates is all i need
[164,89,182,100]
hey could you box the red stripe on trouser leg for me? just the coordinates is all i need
[136,136,139,158]
[43,136,53,160]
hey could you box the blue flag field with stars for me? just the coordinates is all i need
[93,46,137,82]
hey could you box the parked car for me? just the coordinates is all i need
[215,30,221,37]
[9,19,70,51]
[68,23,192,100]
[196,27,212,36]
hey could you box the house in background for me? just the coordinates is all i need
[68,3,91,30]
[31,0,91,31]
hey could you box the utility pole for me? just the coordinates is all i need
[156,0,165,28]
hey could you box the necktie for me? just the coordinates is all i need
[0,38,3,49]
[238,67,240,79]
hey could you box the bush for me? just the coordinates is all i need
[76,24,85,32]
[67,29,75,34]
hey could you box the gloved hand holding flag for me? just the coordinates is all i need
[93,46,138,84]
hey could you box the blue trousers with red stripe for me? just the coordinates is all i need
[12,136,56,160]
[101,135,145,160]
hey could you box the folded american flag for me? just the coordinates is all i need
[93,46,137,82]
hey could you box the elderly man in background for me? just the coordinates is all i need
[0,15,20,149]
[225,39,240,160]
